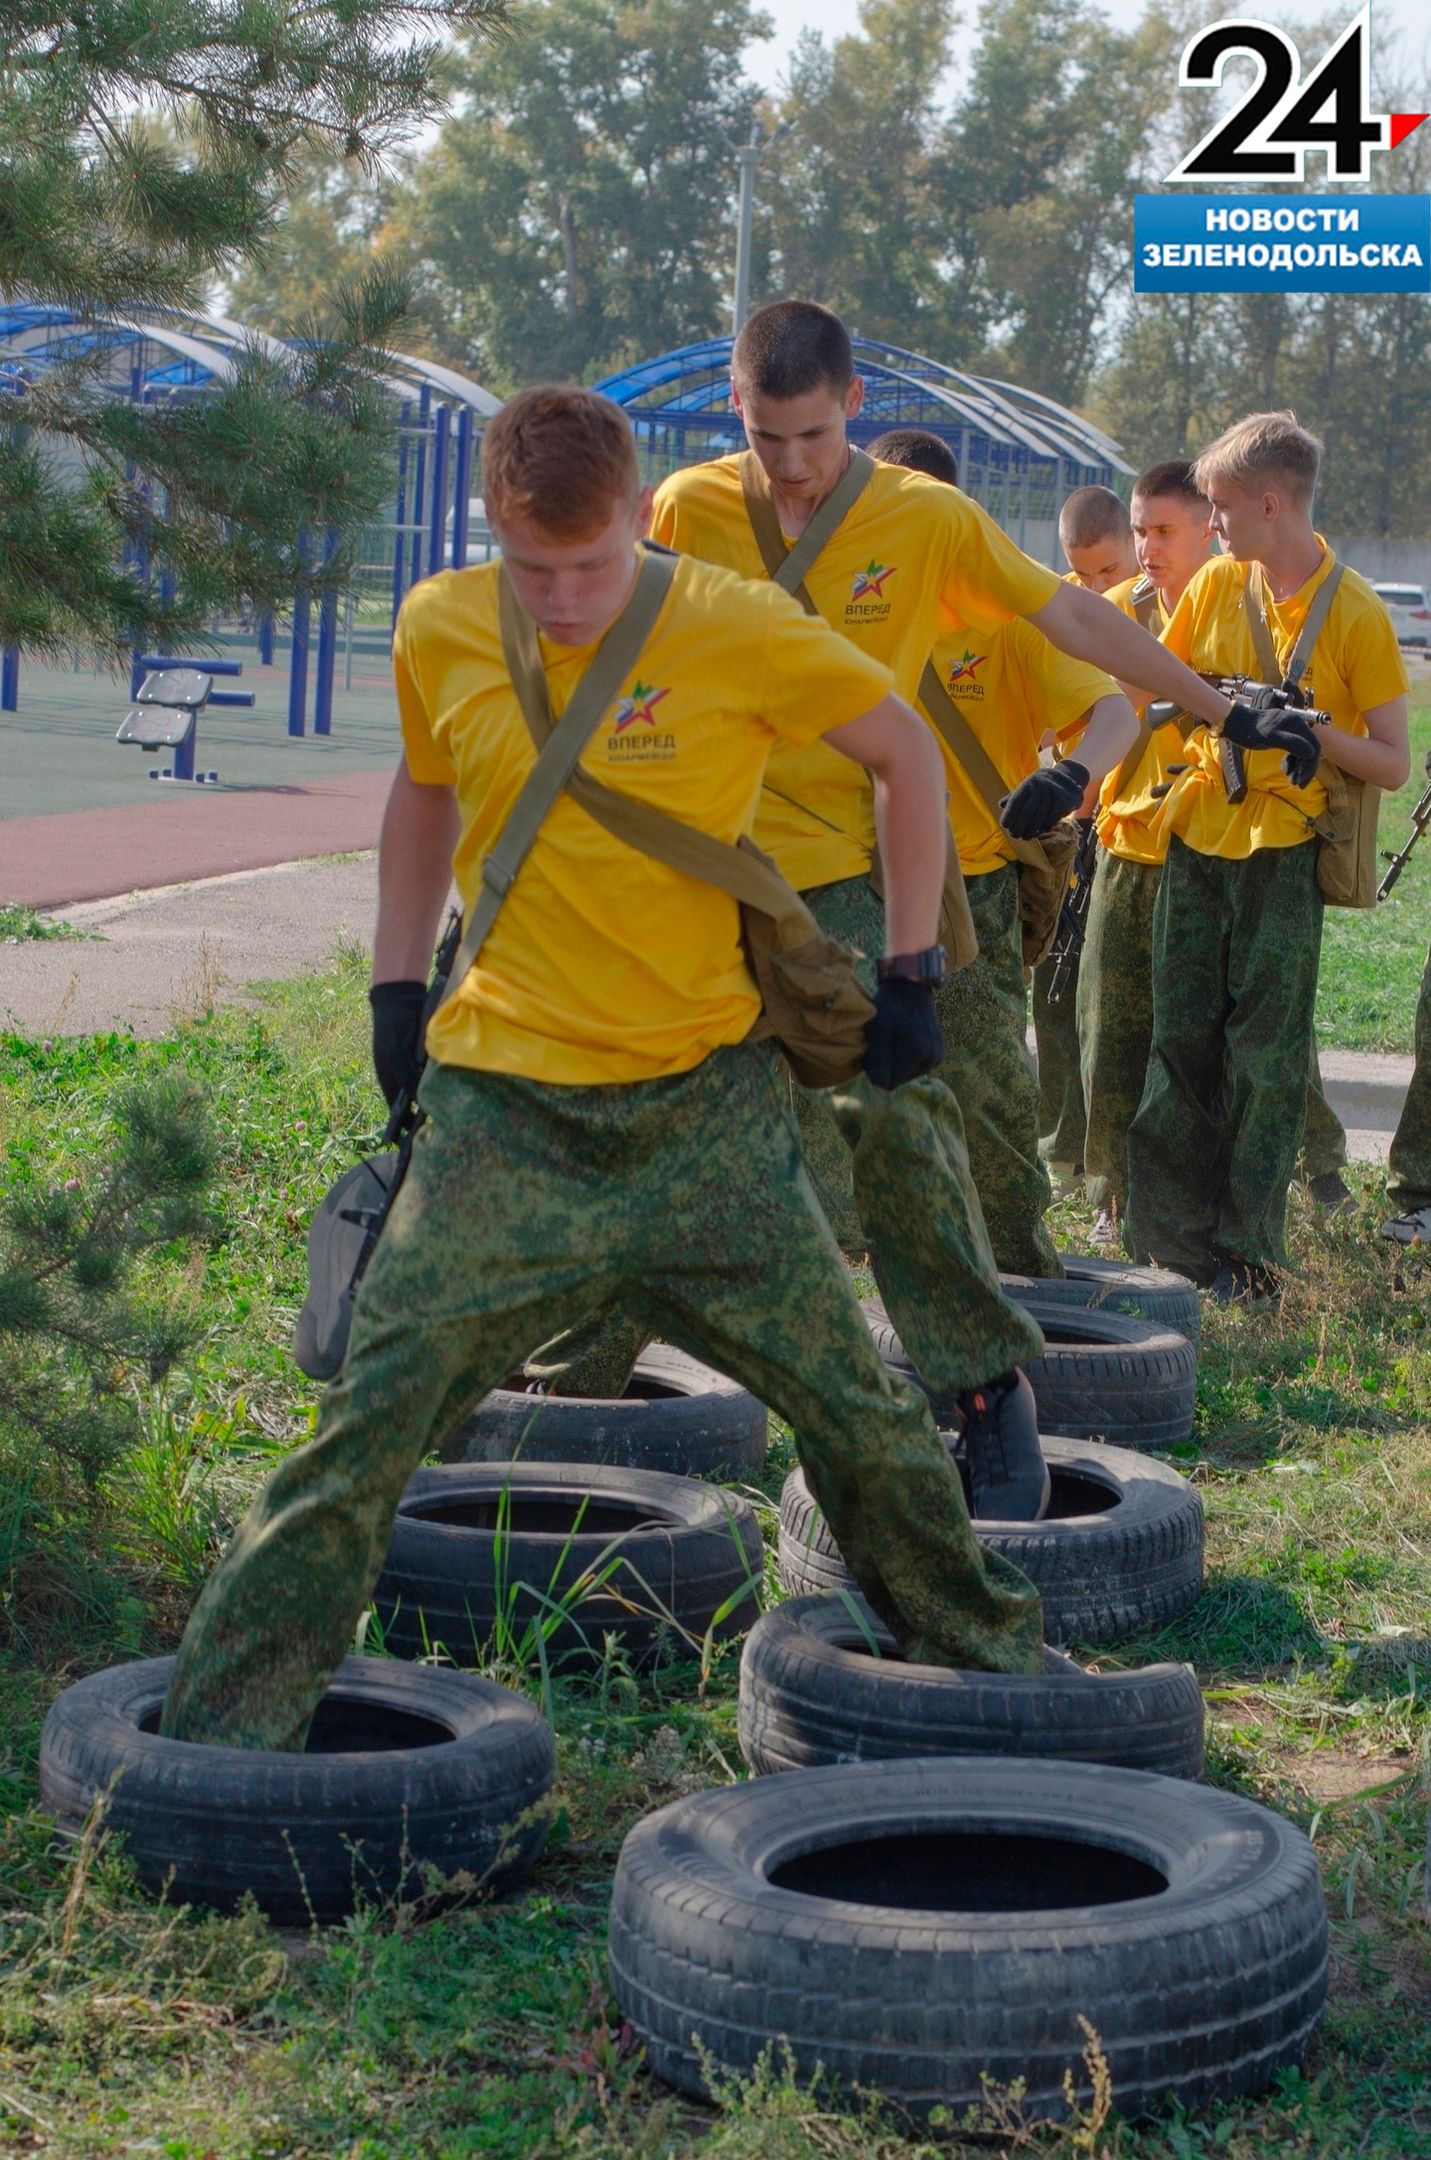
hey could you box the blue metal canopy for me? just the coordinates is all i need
[593,332,1127,556]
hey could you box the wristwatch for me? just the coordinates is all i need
[876,944,947,986]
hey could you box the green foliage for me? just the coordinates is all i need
[0,1072,216,1481]
[0,966,1428,2152]
[389,0,764,389]
[0,0,512,657]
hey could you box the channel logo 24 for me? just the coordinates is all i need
[1165,7,1426,185]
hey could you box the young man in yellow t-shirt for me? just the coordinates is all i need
[633,301,1243,1505]
[161,387,1049,1748]
[546,304,1266,1505]
[867,428,1135,1279]
[1031,488,1143,1187]
[1078,459,1216,1242]
[1125,412,1410,1301]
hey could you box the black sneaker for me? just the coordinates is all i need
[1206,1260,1282,1307]
[955,1370,1050,1522]
[1305,1170,1356,1216]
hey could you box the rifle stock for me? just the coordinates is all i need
[1376,749,1431,903]
[1045,820,1098,1005]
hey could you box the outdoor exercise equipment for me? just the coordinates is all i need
[115,654,254,783]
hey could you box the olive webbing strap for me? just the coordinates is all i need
[1245,557,1345,690]
[564,774,817,945]
[916,659,1052,875]
[738,447,877,615]
[437,546,677,1012]
[1106,580,1165,803]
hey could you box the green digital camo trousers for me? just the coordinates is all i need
[1078,851,1346,1217]
[1077,849,1161,1218]
[930,864,1062,1276]
[161,1046,1044,1748]
[544,875,1043,1400]
[1388,941,1431,1211]
[1300,1029,1348,1182]
[1032,947,1087,1172]
[1125,835,1323,1280]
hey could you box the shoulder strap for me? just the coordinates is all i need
[1130,576,1162,631]
[917,658,1051,873]
[438,547,677,1009]
[1245,556,1346,689]
[564,770,815,942]
[738,447,876,616]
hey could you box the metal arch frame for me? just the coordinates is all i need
[593,332,1121,556]
[0,302,503,727]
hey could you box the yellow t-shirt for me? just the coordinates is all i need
[650,456,1062,889]
[1155,545,1408,858]
[1094,574,1180,867]
[920,617,1116,877]
[395,552,892,1084]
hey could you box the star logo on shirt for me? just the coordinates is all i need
[851,560,897,601]
[613,681,672,731]
[946,648,987,683]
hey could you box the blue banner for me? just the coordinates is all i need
[1135,193,1430,293]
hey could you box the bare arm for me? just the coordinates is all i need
[1029,583,1233,728]
[824,695,947,952]
[372,756,461,982]
[1065,692,1139,784]
[1315,695,1410,790]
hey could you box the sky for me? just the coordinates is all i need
[750,0,1430,92]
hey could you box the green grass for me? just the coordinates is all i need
[0,903,87,943]
[1,974,1429,2157]
[1315,675,1431,1054]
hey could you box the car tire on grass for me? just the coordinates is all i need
[738,1594,1204,1779]
[1002,1256,1201,1342]
[609,1756,1328,2122]
[39,1656,556,1922]
[444,1345,767,1481]
[374,1461,764,1672]
[864,1297,1197,1450]
[777,1437,1205,1646]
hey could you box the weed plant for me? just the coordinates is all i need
[0,959,1427,2157]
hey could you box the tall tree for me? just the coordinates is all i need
[941,0,1188,406]
[398,0,765,389]
[0,0,508,661]
[754,0,965,356]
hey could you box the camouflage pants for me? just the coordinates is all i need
[931,864,1062,1276]
[1032,947,1087,1171]
[548,877,1042,1399]
[1078,850,1161,1218]
[1388,941,1431,1210]
[1078,851,1346,1213]
[1299,1029,1348,1181]
[162,1046,1044,1748]
[1125,836,1323,1279]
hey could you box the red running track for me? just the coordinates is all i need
[1,770,393,909]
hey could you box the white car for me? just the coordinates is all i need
[1371,581,1431,647]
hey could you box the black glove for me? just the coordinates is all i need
[999,759,1090,839]
[1218,699,1321,789]
[369,980,427,1109]
[864,977,943,1091]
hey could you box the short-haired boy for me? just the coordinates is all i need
[1125,413,1409,1299]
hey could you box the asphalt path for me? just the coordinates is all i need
[0,853,1410,1163]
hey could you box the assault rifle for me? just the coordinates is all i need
[1045,817,1099,1006]
[1377,748,1431,902]
[1145,675,1332,801]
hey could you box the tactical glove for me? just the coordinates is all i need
[999,759,1090,839]
[369,979,428,1109]
[865,977,943,1091]
[1218,699,1322,790]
